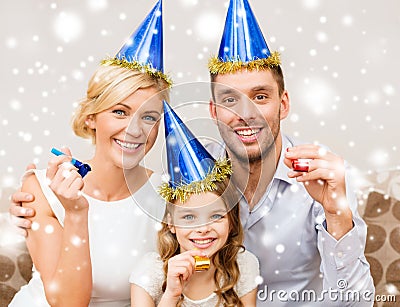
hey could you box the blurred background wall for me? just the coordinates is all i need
[1,0,399,193]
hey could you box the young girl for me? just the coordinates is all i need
[10,1,171,305]
[130,102,259,307]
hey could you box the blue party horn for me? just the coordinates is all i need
[51,148,91,178]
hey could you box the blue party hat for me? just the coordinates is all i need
[101,0,172,86]
[208,0,280,74]
[159,101,232,202]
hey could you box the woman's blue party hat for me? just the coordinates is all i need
[208,0,280,74]
[101,0,172,86]
[159,101,232,202]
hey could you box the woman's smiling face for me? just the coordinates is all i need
[87,86,163,169]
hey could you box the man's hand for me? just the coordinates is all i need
[284,145,353,240]
[9,164,37,237]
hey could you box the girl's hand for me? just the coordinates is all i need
[46,148,88,212]
[163,250,206,301]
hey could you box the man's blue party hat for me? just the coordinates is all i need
[208,0,280,75]
[101,0,172,86]
[159,101,232,202]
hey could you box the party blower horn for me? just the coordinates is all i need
[51,148,91,178]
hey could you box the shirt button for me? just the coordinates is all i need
[337,252,343,258]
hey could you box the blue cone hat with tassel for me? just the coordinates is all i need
[101,0,172,86]
[208,0,280,75]
[159,101,232,203]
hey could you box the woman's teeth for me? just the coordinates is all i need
[115,139,140,149]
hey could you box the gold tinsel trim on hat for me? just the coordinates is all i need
[158,159,233,203]
[101,58,173,87]
[208,51,281,75]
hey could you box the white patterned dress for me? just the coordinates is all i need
[10,169,165,307]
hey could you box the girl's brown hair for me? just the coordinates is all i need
[157,177,245,306]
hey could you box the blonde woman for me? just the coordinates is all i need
[10,64,169,307]
[10,1,172,305]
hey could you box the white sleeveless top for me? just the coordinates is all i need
[130,250,260,306]
[10,169,166,307]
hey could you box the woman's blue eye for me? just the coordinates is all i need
[112,110,126,116]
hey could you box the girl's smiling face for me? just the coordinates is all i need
[169,192,230,258]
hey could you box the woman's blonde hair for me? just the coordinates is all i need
[72,65,170,143]
[158,178,245,307]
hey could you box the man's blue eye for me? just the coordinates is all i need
[223,97,236,104]
[255,95,267,100]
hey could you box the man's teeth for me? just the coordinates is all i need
[236,129,260,137]
[115,139,140,149]
[192,238,213,245]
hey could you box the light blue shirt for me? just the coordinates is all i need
[208,134,374,306]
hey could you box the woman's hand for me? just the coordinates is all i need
[46,148,88,212]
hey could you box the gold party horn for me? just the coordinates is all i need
[194,255,210,271]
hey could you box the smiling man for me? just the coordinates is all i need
[206,0,374,306]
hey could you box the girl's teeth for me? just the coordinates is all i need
[116,139,140,149]
[193,238,213,244]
